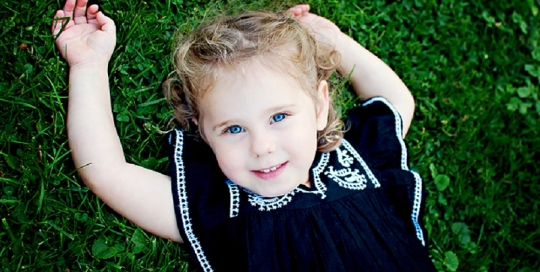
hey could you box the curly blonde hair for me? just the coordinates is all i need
[163,11,343,152]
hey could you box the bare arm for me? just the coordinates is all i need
[53,0,181,242]
[334,36,415,134]
[289,5,414,136]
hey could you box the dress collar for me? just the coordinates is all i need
[226,138,381,214]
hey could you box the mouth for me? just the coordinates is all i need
[252,162,288,180]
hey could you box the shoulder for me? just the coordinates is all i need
[168,128,226,196]
[345,96,403,137]
[343,96,407,170]
[168,129,230,248]
[168,129,214,164]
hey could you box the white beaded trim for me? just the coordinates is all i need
[226,180,240,218]
[411,171,426,246]
[247,187,301,211]
[301,152,329,197]
[173,130,213,271]
[362,97,426,246]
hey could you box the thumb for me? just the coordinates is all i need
[96,11,116,36]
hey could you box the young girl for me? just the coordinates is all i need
[52,0,436,270]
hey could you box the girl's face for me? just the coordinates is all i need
[198,60,329,197]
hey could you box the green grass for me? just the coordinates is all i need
[1,0,539,271]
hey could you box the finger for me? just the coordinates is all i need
[52,10,66,36]
[86,4,99,23]
[74,0,89,24]
[286,6,300,16]
[62,0,76,18]
[287,5,310,17]
[96,11,116,36]
[297,4,310,12]
[298,4,310,15]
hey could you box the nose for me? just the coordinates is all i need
[250,131,277,158]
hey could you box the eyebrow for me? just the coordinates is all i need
[211,104,296,132]
[267,103,295,112]
[212,120,238,132]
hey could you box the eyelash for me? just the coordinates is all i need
[222,112,289,135]
[224,125,245,134]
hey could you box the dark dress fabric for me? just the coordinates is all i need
[168,97,436,272]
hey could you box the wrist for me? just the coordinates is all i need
[69,60,110,72]
[334,33,354,54]
[68,62,110,89]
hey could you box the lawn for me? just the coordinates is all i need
[1,0,539,271]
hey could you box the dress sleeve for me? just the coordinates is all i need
[168,129,230,269]
[343,96,429,247]
[343,97,406,171]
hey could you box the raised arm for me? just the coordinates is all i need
[289,5,414,136]
[52,0,181,242]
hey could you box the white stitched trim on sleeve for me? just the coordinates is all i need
[361,97,426,246]
[173,129,214,271]
[226,180,240,218]
[411,171,426,246]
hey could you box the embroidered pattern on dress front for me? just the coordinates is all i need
[336,148,354,167]
[325,139,381,190]
[340,139,381,188]
[324,167,367,190]
[173,130,213,271]
[362,97,426,246]
[226,180,240,218]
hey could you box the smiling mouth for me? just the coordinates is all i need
[259,165,280,173]
[252,162,288,180]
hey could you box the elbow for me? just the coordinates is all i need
[75,161,125,194]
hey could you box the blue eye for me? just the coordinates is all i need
[226,125,245,134]
[272,113,286,123]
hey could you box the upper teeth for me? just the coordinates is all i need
[260,166,278,173]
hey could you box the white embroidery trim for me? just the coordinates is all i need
[226,180,240,218]
[173,130,213,271]
[336,148,354,167]
[303,152,329,197]
[324,166,368,190]
[411,171,426,246]
[340,139,381,188]
[362,97,426,246]
[247,187,300,211]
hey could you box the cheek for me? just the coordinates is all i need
[284,119,318,159]
[212,141,244,177]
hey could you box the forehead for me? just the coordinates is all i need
[200,59,312,118]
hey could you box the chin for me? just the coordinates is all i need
[255,184,299,198]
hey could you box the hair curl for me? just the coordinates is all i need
[163,11,343,152]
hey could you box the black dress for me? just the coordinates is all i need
[168,97,436,271]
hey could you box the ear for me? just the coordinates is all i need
[315,80,330,131]
[192,118,198,125]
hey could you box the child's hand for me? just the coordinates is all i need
[287,5,344,54]
[52,0,116,68]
